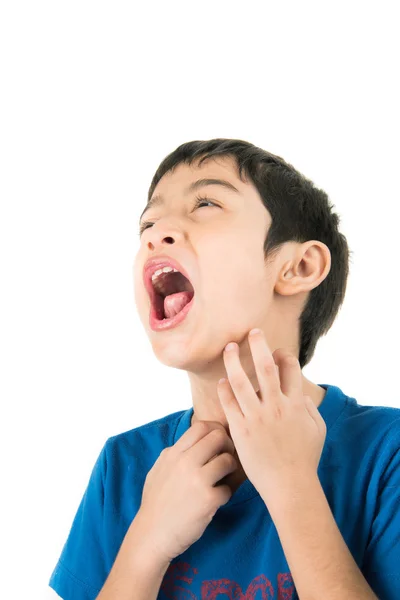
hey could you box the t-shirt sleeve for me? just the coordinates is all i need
[48,441,109,600]
[362,440,400,598]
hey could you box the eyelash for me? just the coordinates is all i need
[138,195,221,236]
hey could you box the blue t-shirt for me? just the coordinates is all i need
[49,383,400,599]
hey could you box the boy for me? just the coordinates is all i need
[49,138,399,599]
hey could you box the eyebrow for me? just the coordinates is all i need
[139,178,240,223]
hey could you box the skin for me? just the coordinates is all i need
[133,155,331,494]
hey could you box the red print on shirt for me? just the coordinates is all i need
[160,561,297,599]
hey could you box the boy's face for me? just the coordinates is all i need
[133,155,278,372]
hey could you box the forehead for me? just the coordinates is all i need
[139,156,263,223]
[138,154,271,237]
[156,155,243,193]
[139,156,249,222]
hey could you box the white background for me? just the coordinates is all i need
[1,1,399,598]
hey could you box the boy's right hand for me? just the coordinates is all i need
[137,419,238,564]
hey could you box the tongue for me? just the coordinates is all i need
[164,291,193,319]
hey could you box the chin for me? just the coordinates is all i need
[150,342,195,370]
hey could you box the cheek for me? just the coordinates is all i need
[212,271,258,315]
[133,270,149,315]
[133,269,141,299]
[201,239,266,312]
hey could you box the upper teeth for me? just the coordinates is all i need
[151,266,179,283]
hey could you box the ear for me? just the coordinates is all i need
[274,241,331,297]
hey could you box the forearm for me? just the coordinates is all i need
[264,475,378,600]
[96,512,171,600]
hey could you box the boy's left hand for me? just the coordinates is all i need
[218,328,327,505]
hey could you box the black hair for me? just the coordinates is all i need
[146,138,351,369]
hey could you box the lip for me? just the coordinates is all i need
[142,255,195,306]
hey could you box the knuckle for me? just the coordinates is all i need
[294,395,305,407]
[230,373,245,389]
[285,354,298,366]
[273,404,284,420]
[194,420,213,436]
[261,358,276,375]
[204,488,216,507]
[210,428,226,443]
[226,454,237,470]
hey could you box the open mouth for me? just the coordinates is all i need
[150,270,195,321]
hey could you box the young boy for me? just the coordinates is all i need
[49,139,399,600]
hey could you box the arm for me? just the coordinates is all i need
[96,512,171,600]
[264,474,379,600]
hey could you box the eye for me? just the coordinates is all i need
[138,195,220,236]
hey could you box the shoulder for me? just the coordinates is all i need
[101,407,190,483]
[105,407,189,453]
[337,393,400,485]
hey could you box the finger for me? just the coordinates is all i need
[223,343,258,417]
[248,330,282,407]
[272,348,303,400]
[304,394,327,436]
[217,377,243,421]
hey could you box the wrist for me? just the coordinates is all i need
[129,511,173,573]
[260,471,321,514]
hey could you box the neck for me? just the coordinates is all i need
[189,371,326,432]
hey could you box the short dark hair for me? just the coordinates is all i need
[146,138,352,369]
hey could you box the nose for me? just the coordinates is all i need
[144,219,186,250]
